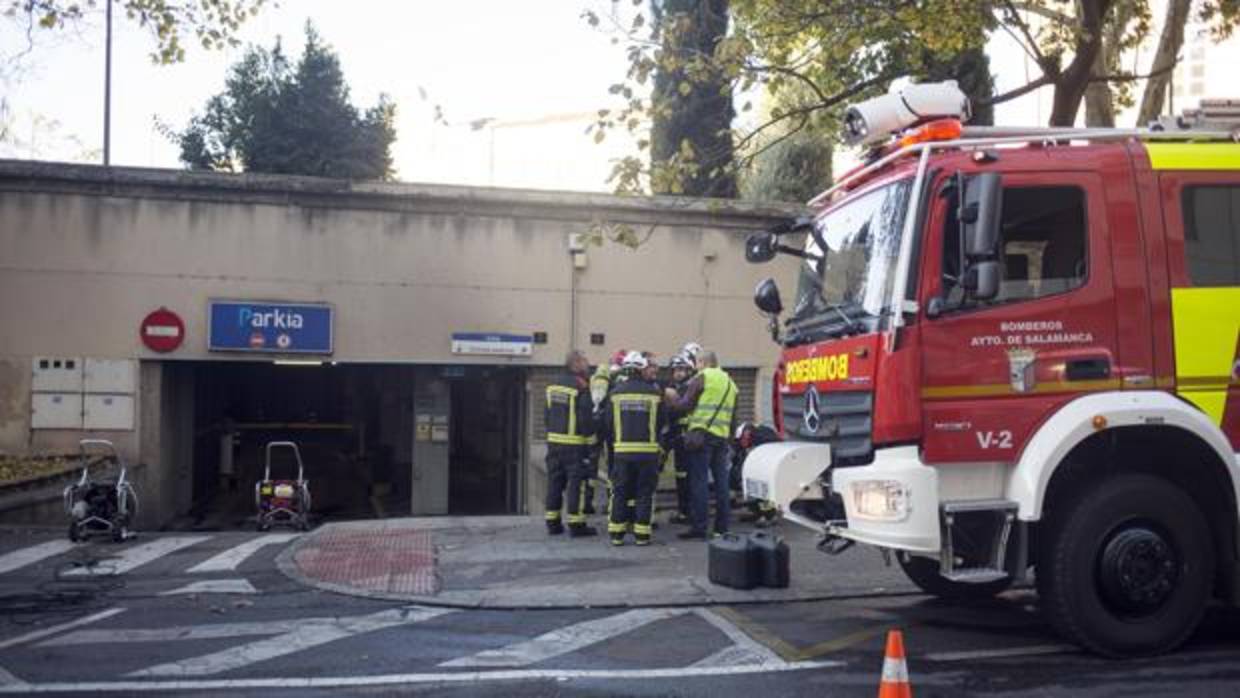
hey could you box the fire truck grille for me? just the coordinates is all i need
[780,390,873,466]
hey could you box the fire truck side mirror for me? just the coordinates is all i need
[963,260,1001,300]
[753,277,784,315]
[745,232,778,263]
[962,172,1003,258]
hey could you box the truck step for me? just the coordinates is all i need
[942,567,1009,584]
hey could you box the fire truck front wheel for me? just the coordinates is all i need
[895,552,1012,600]
[1037,474,1213,657]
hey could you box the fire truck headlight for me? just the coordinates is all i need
[851,480,910,522]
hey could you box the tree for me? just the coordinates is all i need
[175,24,397,181]
[5,0,268,64]
[649,0,736,198]
[592,0,1238,198]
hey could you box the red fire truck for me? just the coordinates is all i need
[741,83,1240,657]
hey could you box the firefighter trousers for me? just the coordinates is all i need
[608,453,659,538]
[545,444,591,525]
[672,446,690,516]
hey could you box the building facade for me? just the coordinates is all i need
[0,160,800,526]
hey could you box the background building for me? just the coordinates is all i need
[0,160,800,527]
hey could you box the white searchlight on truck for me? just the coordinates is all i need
[842,80,971,147]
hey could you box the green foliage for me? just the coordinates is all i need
[176,24,397,181]
[5,0,267,63]
[740,128,832,204]
[649,0,736,198]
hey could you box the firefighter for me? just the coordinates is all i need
[584,352,622,515]
[662,353,695,524]
[664,349,738,540]
[733,422,780,526]
[544,349,597,537]
[600,351,666,546]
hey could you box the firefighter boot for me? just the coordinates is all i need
[546,518,564,536]
[569,523,598,537]
[634,533,651,546]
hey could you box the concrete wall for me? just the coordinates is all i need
[0,160,802,521]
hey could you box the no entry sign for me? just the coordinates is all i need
[140,307,185,353]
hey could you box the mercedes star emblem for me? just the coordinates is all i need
[803,386,821,434]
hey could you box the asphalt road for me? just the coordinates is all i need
[1,527,1238,697]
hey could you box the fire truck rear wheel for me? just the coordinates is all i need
[896,552,1012,600]
[1037,473,1213,657]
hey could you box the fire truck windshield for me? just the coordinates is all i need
[787,178,912,344]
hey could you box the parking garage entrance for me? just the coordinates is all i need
[176,360,526,528]
[185,361,415,527]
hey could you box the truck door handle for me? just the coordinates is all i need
[1065,358,1110,381]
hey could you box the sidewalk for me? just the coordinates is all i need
[277,515,914,608]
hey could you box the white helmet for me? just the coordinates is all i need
[669,352,693,369]
[621,350,648,371]
[681,342,703,361]
[734,422,753,441]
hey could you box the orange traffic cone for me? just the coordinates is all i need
[877,629,912,698]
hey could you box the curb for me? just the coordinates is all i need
[275,519,922,611]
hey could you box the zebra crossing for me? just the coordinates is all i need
[0,531,840,692]
[0,601,838,691]
[0,531,301,597]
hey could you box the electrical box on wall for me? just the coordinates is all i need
[30,357,136,431]
[84,359,136,393]
[31,393,83,429]
[85,395,135,430]
[32,357,83,393]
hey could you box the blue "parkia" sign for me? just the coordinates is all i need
[208,301,333,354]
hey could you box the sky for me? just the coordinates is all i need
[1,0,634,188]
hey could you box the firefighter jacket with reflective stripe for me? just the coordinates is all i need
[602,377,665,454]
[545,372,595,446]
[687,367,737,439]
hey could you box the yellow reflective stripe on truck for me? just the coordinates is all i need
[1145,143,1240,171]
[1170,287,1240,425]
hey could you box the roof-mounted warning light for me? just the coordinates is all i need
[899,118,964,147]
[842,80,971,147]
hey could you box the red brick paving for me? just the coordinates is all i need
[293,527,439,596]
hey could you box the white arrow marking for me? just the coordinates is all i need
[691,608,783,667]
[129,606,455,677]
[0,540,75,575]
[64,536,209,576]
[187,534,298,574]
[440,608,689,668]
[160,579,258,596]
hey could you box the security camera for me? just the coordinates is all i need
[842,80,971,147]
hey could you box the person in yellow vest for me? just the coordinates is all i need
[664,349,738,540]
[599,351,667,546]
[544,350,597,537]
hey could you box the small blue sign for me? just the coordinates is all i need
[451,332,533,357]
[208,300,333,354]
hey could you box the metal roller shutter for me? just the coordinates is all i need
[728,367,757,428]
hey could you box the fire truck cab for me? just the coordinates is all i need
[742,86,1240,657]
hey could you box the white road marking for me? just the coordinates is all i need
[0,608,125,650]
[160,579,258,596]
[0,664,24,689]
[0,661,843,693]
[129,606,455,677]
[924,644,1078,662]
[0,540,75,575]
[186,534,298,574]
[43,619,304,646]
[692,608,784,667]
[440,608,689,668]
[63,536,210,576]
